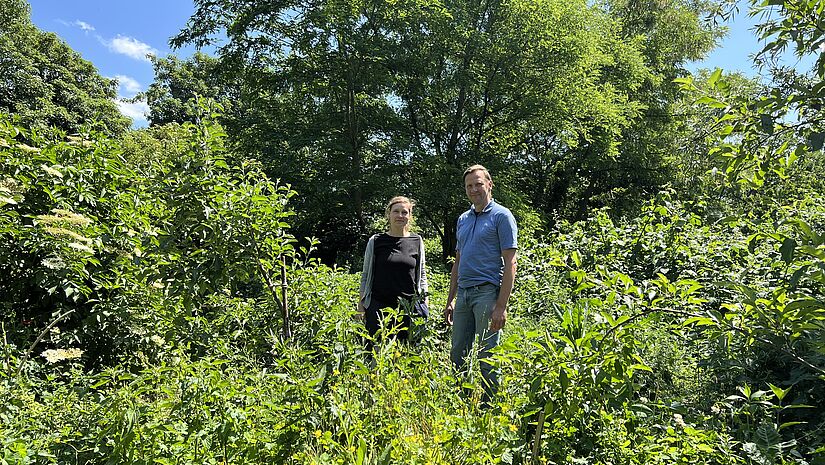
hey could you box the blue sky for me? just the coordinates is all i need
[26,0,797,128]
[28,0,200,127]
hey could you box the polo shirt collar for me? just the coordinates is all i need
[469,199,496,215]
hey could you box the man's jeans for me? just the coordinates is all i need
[450,283,501,402]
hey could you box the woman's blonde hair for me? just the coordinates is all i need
[385,196,415,231]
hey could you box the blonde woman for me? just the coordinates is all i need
[358,196,429,343]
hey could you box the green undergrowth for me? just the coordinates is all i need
[2,112,824,464]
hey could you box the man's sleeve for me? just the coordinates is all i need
[498,211,518,250]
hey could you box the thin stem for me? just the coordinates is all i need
[16,309,75,379]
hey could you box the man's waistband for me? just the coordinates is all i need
[459,282,498,291]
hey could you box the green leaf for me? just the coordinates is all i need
[629,363,652,372]
[778,421,806,431]
[501,450,514,464]
[378,444,392,465]
[759,114,774,134]
[707,68,723,87]
[571,250,581,267]
[355,438,366,465]
[768,383,790,401]
[559,367,569,392]
[784,298,825,312]
[779,238,796,264]
[683,316,717,327]
[696,96,726,108]
[809,132,825,151]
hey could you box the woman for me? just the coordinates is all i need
[358,196,429,344]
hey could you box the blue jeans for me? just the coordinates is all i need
[450,283,501,401]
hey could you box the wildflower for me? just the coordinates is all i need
[150,335,165,346]
[41,348,84,363]
[42,227,93,243]
[51,209,92,225]
[40,164,63,178]
[509,424,518,432]
[673,413,686,428]
[38,209,93,226]
[42,256,66,270]
[68,242,95,254]
[17,143,40,153]
[314,430,322,439]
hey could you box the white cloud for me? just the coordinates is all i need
[114,75,142,96]
[106,35,157,62]
[116,99,149,124]
[74,20,95,32]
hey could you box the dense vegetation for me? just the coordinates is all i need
[1,0,824,463]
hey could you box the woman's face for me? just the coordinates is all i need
[388,202,412,229]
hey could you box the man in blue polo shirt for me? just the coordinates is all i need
[444,164,518,403]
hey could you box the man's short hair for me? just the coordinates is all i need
[463,164,492,182]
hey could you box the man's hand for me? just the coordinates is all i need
[489,303,507,332]
[444,301,454,325]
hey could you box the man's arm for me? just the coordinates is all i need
[489,248,517,332]
[443,251,460,325]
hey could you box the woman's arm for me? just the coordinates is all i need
[358,236,376,317]
[418,235,429,305]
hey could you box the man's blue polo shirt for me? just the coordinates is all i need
[456,199,518,288]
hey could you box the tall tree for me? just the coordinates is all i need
[513,0,723,220]
[174,0,661,261]
[0,0,129,135]
[172,0,403,262]
[390,0,654,257]
[143,52,235,126]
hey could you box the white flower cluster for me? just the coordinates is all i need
[37,209,93,226]
[41,348,84,364]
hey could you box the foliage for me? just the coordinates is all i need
[537,192,825,461]
[166,0,723,262]
[0,0,129,135]
[2,0,825,463]
[4,106,818,462]
[0,104,298,369]
[142,53,234,126]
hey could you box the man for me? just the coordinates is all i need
[444,164,517,403]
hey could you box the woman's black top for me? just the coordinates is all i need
[371,233,420,303]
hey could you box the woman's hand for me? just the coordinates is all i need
[355,302,365,321]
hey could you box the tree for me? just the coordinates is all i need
[174,0,670,261]
[143,53,234,125]
[0,0,129,135]
[677,0,824,188]
[530,0,723,220]
[171,0,406,263]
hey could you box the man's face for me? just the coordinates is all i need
[464,170,492,209]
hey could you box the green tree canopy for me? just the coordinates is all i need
[143,52,235,126]
[0,0,129,135]
[170,0,712,261]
